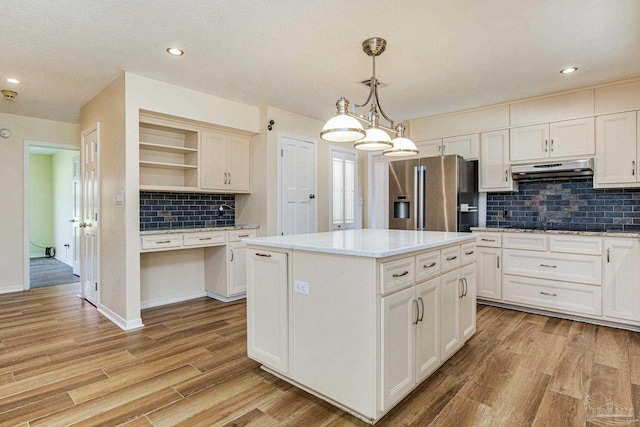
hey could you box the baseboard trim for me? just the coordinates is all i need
[0,285,25,294]
[140,291,208,309]
[54,256,73,268]
[98,304,144,331]
[205,291,246,303]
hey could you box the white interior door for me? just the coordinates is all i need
[280,135,316,236]
[80,126,99,305]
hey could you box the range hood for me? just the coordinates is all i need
[511,158,594,181]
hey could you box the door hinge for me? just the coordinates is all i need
[281,149,283,157]
[94,282,98,291]
[95,212,98,221]
[95,142,98,152]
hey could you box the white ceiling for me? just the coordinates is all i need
[2,0,640,125]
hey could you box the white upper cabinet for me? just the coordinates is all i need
[595,111,638,187]
[415,139,443,158]
[442,134,480,160]
[201,130,251,192]
[479,129,514,192]
[510,118,594,162]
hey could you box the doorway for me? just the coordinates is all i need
[24,142,80,289]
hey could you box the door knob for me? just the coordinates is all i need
[309,194,315,199]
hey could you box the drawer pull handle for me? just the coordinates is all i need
[481,238,496,242]
[465,251,474,255]
[198,237,213,241]
[424,262,437,269]
[156,240,172,244]
[540,264,557,268]
[540,291,557,297]
[393,271,409,278]
[256,253,272,258]
[446,256,458,261]
[238,234,250,238]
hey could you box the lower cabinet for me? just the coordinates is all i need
[246,248,289,373]
[441,270,462,360]
[603,238,640,323]
[476,246,501,300]
[381,277,441,411]
[460,263,477,341]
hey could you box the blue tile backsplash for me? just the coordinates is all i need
[140,192,235,231]
[486,178,640,232]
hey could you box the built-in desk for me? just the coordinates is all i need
[139,226,258,307]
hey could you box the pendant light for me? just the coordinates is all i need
[320,38,417,156]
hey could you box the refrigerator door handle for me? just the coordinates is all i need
[414,166,419,230]
[418,165,426,230]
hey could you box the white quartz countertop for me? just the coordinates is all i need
[472,227,640,239]
[243,229,476,258]
[140,224,259,236]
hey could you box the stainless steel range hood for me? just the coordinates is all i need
[511,158,594,181]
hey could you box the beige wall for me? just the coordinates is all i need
[80,74,130,323]
[0,112,78,293]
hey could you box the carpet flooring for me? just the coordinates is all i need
[30,257,79,288]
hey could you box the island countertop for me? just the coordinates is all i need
[243,229,475,258]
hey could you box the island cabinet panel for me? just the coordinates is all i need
[441,270,462,360]
[414,278,441,383]
[460,263,477,341]
[246,248,289,374]
[290,252,377,418]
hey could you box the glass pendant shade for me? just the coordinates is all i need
[320,114,366,142]
[383,136,418,157]
[354,127,393,151]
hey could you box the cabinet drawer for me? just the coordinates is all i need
[415,250,441,282]
[380,256,416,294]
[476,233,501,248]
[183,231,226,247]
[503,233,548,251]
[461,242,476,265]
[503,249,601,285]
[441,245,461,272]
[549,235,602,255]
[229,229,257,242]
[503,274,601,317]
[141,235,183,250]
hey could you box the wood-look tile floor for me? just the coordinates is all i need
[1,284,639,427]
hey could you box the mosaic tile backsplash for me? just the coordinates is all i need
[140,192,235,231]
[486,178,640,232]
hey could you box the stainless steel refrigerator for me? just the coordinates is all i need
[388,155,478,232]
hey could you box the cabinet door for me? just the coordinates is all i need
[510,124,549,162]
[595,112,637,186]
[416,139,443,158]
[603,239,640,323]
[246,248,289,373]
[442,134,479,160]
[381,286,416,411]
[459,263,477,343]
[440,270,461,360]
[228,242,247,295]
[479,130,513,191]
[550,117,594,158]
[415,278,441,383]
[477,246,501,300]
[201,130,228,190]
[227,134,251,192]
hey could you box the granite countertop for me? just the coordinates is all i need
[243,229,476,258]
[140,224,259,236]
[472,227,640,239]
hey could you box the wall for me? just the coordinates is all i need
[0,112,78,293]
[29,154,53,257]
[486,178,640,232]
[52,149,78,266]
[236,106,359,236]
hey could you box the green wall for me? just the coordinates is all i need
[29,154,53,257]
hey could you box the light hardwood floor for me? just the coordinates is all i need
[0,283,639,426]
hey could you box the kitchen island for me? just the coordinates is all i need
[244,229,477,424]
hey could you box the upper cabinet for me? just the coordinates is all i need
[139,121,199,192]
[415,139,443,158]
[479,129,514,192]
[510,118,594,162]
[595,111,638,188]
[139,113,252,193]
[442,134,480,160]
[201,130,251,193]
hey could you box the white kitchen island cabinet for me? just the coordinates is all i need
[245,229,476,425]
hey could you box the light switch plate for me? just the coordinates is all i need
[294,280,309,295]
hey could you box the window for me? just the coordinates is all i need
[331,148,357,230]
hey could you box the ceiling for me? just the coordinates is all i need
[2,1,640,125]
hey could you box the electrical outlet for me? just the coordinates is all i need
[294,280,309,295]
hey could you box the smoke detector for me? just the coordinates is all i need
[1,90,17,101]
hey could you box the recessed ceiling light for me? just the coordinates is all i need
[166,47,184,56]
[560,67,578,74]
[6,78,20,84]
